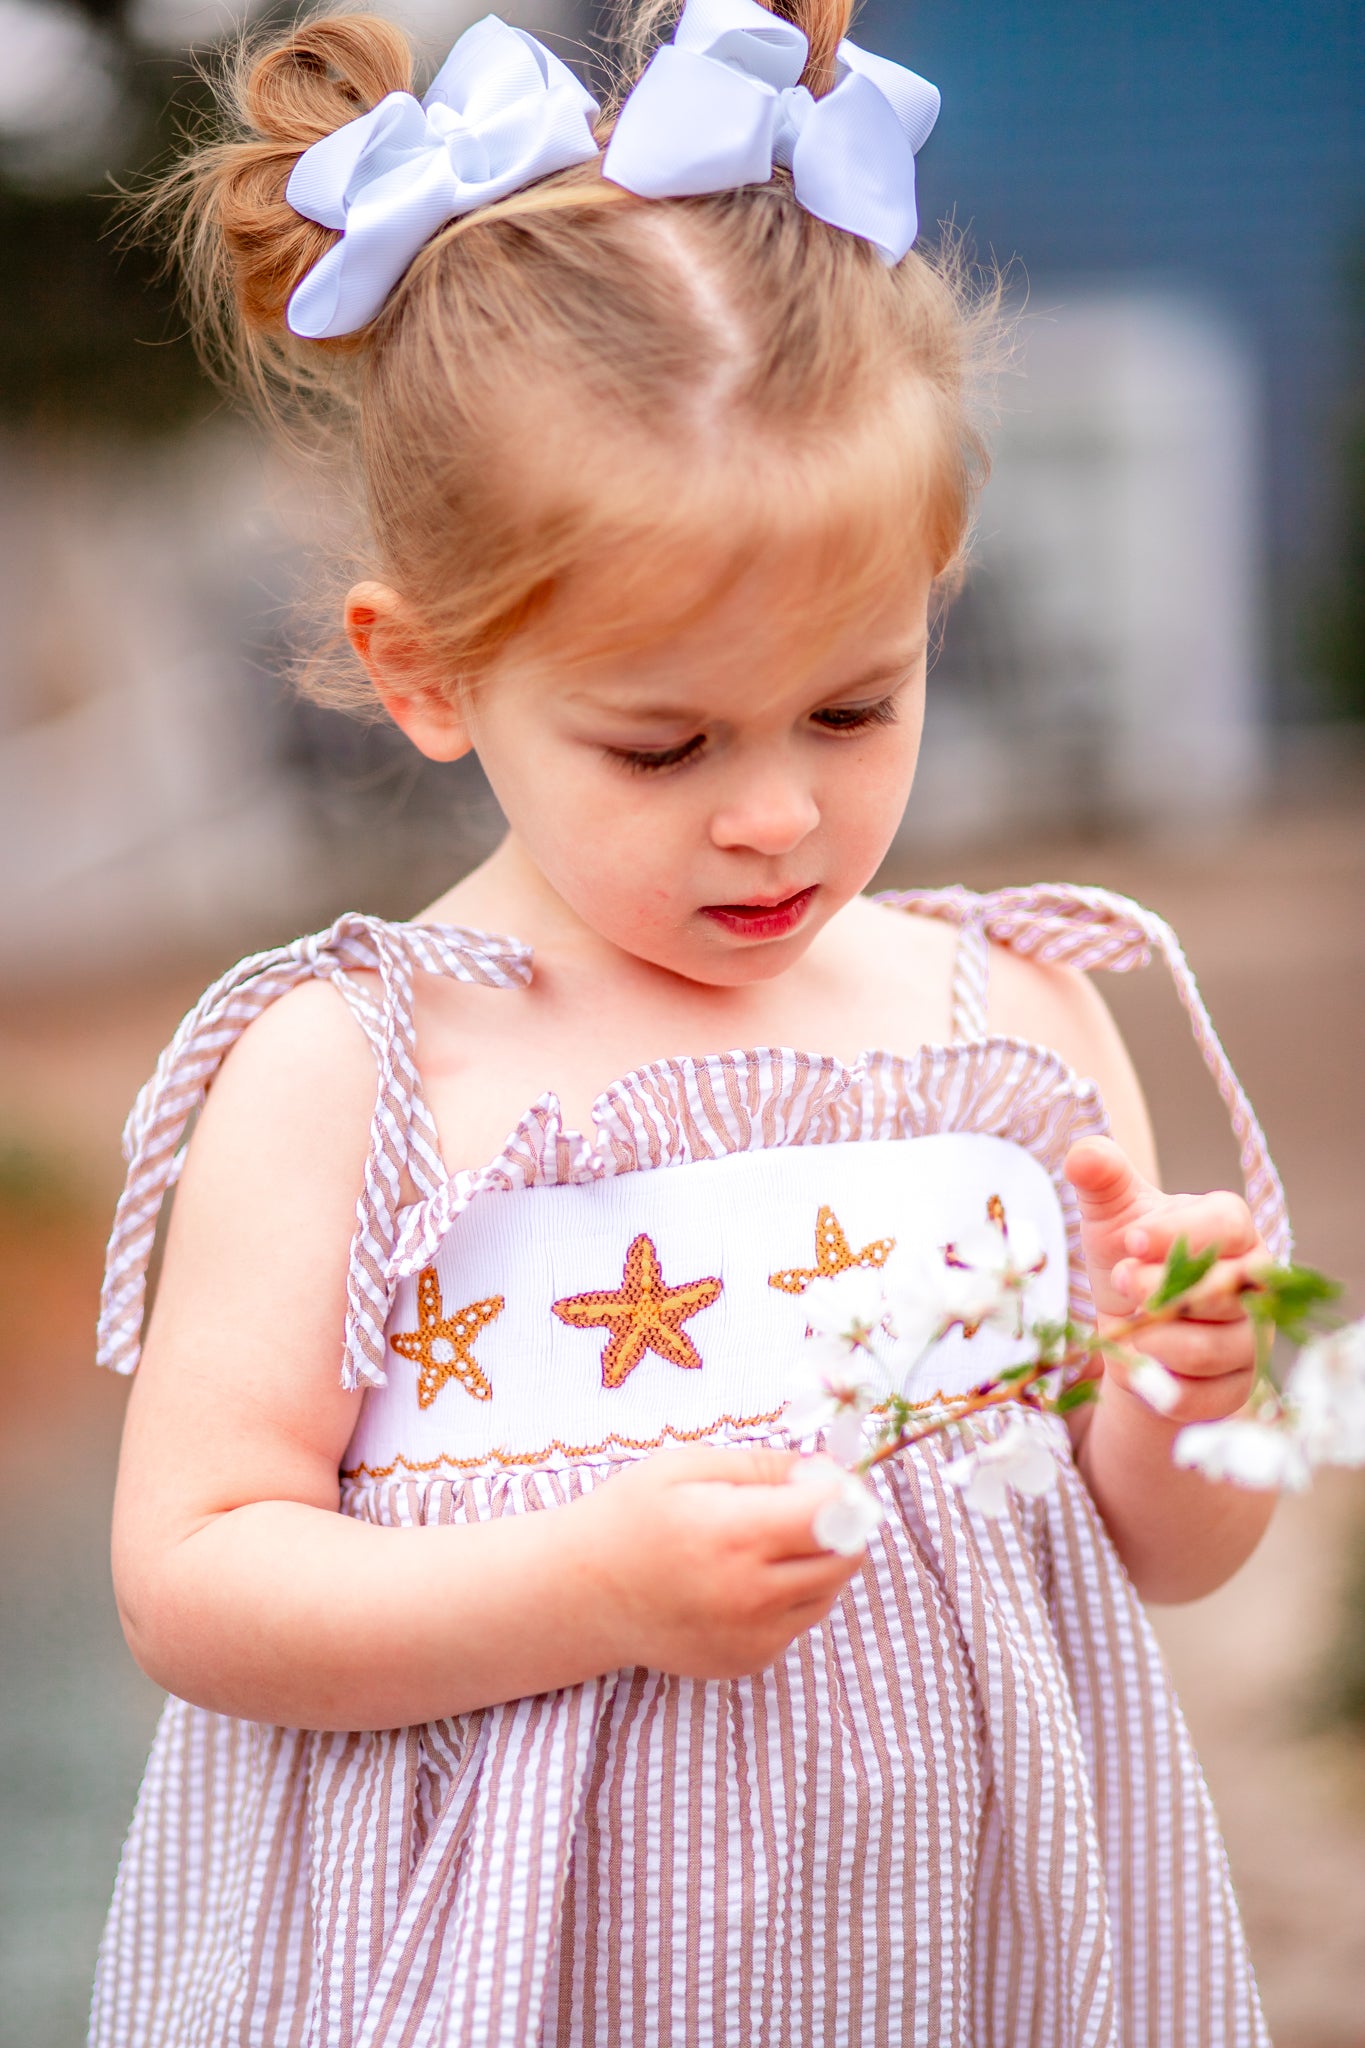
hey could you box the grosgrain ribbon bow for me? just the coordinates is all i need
[285,15,600,339]
[602,0,939,263]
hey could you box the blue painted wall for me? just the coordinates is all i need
[859,0,1365,709]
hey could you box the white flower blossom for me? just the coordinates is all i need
[783,1356,881,1464]
[879,1248,995,1373]
[784,1270,891,1464]
[1172,1418,1311,1492]
[1284,1319,1365,1467]
[1127,1355,1182,1415]
[788,1457,886,1556]
[801,1270,890,1361]
[942,1417,1059,1518]
[943,1210,1049,1340]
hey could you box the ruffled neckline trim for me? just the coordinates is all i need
[390,1033,1107,1276]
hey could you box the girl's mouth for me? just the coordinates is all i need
[699,887,817,940]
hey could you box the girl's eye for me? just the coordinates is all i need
[605,735,707,775]
[812,696,900,734]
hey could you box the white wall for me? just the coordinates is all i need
[907,290,1266,846]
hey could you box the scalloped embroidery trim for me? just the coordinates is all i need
[340,1407,789,1477]
[337,1388,966,1479]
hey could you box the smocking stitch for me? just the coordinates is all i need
[551,1233,723,1389]
[768,1202,897,1295]
[390,1266,504,1407]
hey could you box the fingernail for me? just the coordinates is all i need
[1126,1228,1149,1256]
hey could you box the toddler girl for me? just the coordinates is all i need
[94,2,1288,2042]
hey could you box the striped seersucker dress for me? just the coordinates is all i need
[90,885,1287,2048]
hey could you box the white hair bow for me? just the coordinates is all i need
[285,15,600,339]
[602,0,940,263]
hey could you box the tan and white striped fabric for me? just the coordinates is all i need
[91,885,1283,2048]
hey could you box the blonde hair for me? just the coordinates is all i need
[149,0,1003,711]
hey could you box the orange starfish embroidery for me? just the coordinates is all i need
[552,1234,723,1390]
[768,1204,897,1295]
[390,1266,504,1408]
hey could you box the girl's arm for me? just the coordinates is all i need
[987,950,1275,1604]
[111,984,860,1730]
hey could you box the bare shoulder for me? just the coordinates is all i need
[986,943,1118,1065]
[178,975,378,1197]
[987,943,1157,1177]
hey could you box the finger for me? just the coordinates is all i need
[769,1553,865,1602]
[785,1589,856,1636]
[647,1445,803,1488]
[1121,1192,1259,1263]
[749,1486,863,1560]
[1118,1317,1258,1382]
[1064,1137,1158,1225]
[1110,1252,1264,1317]
[1115,1361,1256,1426]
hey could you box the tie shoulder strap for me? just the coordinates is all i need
[97,915,532,1389]
[878,881,1292,1261]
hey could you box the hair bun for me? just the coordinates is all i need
[143,13,414,371]
[244,15,413,147]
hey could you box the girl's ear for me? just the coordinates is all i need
[344,581,472,762]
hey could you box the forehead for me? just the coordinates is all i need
[570,596,930,726]
[510,517,936,717]
[478,379,953,693]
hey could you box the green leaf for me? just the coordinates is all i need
[1028,1318,1074,1365]
[1247,1263,1343,1342]
[1052,1379,1099,1413]
[996,1363,1036,1384]
[1147,1235,1220,1310]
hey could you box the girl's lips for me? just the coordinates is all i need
[699,887,817,940]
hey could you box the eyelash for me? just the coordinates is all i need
[607,696,900,775]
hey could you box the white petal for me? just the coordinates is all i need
[1004,1440,1059,1498]
[1285,1321,1365,1466]
[1173,1419,1311,1491]
[976,1417,1035,1466]
[942,1265,1010,1328]
[944,1418,1058,1513]
[811,1473,886,1556]
[963,1463,1013,1517]
[803,1268,887,1335]
[801,1328,863,1374]
[1004,1217,1047,1273]
[947,1227,1005,1280]
[942,1446,979,1488]
[785,1452,845,1491]
[944,1447,1005,1517]
[782,1386,835,1437]
[1128,1356,1182,1416]
[825,1405,871,1467]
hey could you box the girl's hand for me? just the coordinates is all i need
[1065,1135,1264,1425]
[573,1445,865,1681]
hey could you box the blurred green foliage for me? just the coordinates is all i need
[1304,240,1365,720]
[0,0,288,434]
[0,1136,89,1223]
[1314,1515,1365,1738]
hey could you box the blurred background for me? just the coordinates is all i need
[1,1,1362,2042]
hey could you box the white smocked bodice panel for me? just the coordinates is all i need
[344,1130,1072,1479]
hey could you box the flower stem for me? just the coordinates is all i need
[860,1279,1258,1473]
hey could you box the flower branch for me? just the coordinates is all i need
[781,1199,1359,1541]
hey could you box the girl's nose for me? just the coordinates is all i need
[708,774,820,857]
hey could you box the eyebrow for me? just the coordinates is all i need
[568,646,927,725]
